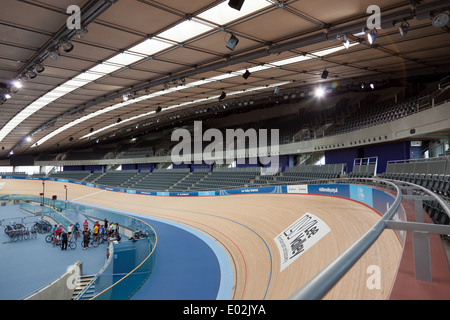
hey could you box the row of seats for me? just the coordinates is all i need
[379,157,450,225]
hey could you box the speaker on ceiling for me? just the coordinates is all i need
[228,0,245,11]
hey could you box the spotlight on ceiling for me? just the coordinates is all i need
[76,27,88,39]
[26,69,37,80]
[218,91,227,101]
[12,80,22,89]
[321,68,329,79]
[314,87,325,98]
[48,47,60,61]
[61,39,74,53]
[117,117,122,123]
[398,21,409,37]
[122,93,130,102]
[367,29,378,44]
[338,34,350,49]
[228,0,245,11]
[35,64,45,73]
[432,13,449,27]
[370,83,375,89]
[226,34,239,51]
[242,69,251,80]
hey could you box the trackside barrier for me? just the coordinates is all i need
[1,176,449,299]
[0,193,157,301]
[289,178,450,300]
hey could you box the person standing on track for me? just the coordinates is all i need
[61,231,68,250]
[83,219,89,232]
[93,223,99,242]
[83,228,90,250]
[67,224,73,241]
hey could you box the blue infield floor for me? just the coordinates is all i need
[0,203,232,300]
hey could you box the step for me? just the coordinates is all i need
[72,275,96,300]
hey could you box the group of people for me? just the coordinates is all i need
[51,217,121,251]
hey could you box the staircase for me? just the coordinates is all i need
[72,275,96,300]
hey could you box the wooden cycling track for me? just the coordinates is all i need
[0,179,403,300]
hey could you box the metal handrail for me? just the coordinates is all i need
[289,178,403,300]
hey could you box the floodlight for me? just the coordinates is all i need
[242,69,251,80]
[321,69,329,79]
[367,29,378,44]
[12,80,22,89]
[399,22,409,37]
[218,91,227,101]
[26,70,37,80]
[226,34,239,51]
[35,64,45,73]
[61,39,74,53]
[48,47,60,61]
[315,87,325,98]
[76,27,88,39]
[228,0,245,11]
[432,13,449,27]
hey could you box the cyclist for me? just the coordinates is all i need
[93,223,99,242]
[100,224,106,241]
[83,219,89,231]
[67,224,73,241]
[52,224,57,246]
[74,222,81,240]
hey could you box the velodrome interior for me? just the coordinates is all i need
[0,0,450,301]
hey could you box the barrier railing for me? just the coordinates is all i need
[0,194,157,301]
[289,177,450,300]
[1,177,449,300]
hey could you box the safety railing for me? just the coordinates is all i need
[0,194,157,301]
[289,177,450,299]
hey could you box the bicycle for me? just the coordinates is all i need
[31,220,52,234]
[46,233,76,250]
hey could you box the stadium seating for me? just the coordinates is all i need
[379,156,450,224]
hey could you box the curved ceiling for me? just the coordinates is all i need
[0,0,449,158]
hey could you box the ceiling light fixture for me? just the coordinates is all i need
[35,64,45,73]
[432,13,449,27]
[228,0,245,11]
[367,29,378,44]
[26,69,37,80]
[242,69,251,80]
[321,68,329,79]
[315,87,325,98]
[226,34,239,51]
[398,21,409,37]
[61,39,74,53]
[343,35,350,49]
[12,80,22,89]
[218,91,227,101]
[48,47,60,61]
[75,27,88,39]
